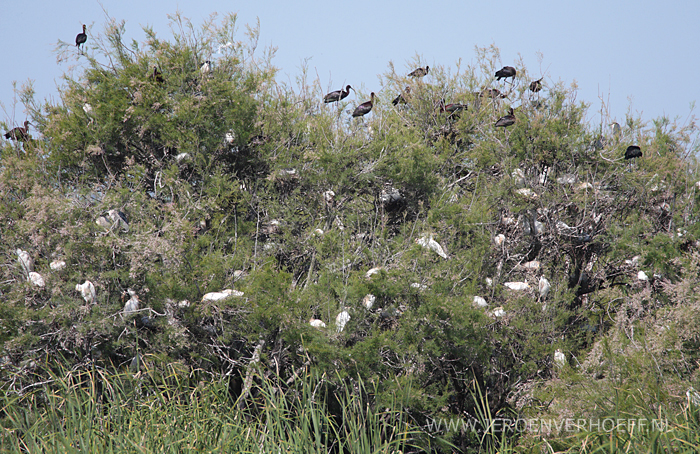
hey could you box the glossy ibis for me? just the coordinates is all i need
[495,66,516,81]
[624,145,642,160]
[75,24,87,49]
[392,87,410,105]
[408,66,429,78]
[495,108,515,128]
[439,100,468,117]
[352,92,375,117]
[529,77,543,93]
[151,66,164,84]
[323,85,353,103]
[4,121,30,141]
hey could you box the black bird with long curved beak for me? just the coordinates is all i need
[495,66,516,81]
[408,66,429,78]
[4,121,30,141]
[151,66,164,84]
[392,87,410,106]
[439,100,468,117]
[529,78,543,93]
[324,85,353,103]
[624,145,642,160]
[76,24,87,50]
[495,108,515,128]
[352,92,375,117]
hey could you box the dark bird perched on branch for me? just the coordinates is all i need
[529,78,543,93]
[495,66,516,81]
[151,66,164,84]
[352,92,375,117]
[392,87,410,105]
[439,100,468,118]
[323,85,353,103]
[75,24,87,49]
[495,108,515,128]
[624,145,642,160]
[4,121,30,141]
[408,66,429,78]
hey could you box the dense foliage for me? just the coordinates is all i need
[2,13,700,452]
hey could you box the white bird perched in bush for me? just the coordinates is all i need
[16,249,33,276]
[224,130,235,145]
[416,234,448,259]
[362,294,376,310]
[366,267,383,278]
[554,349,566,368]
[200,60,211,75]
[50,260,66,271]
[76,280,96,304]
[490,307,506,317]
[123,289,139,314]
[493,234,505,247]
[538,276,551,299]
[473,296,488,308]
[28,272,45,287]
[336,310,350,333]
[309,318,326,329]
[202,288,244,302]
[638,271,649,281]
[504,281,530,291]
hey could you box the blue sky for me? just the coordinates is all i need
[2,0,698,135]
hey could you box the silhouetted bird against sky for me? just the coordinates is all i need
[529,78,543,93]
[352,92,375,117]
[4,121,30,141]
[323,85,353,103]
[75,24,87,49]
[611,122,621,137]
[495,66,516,81]
[408,66,429,78]
[624,145,642,160]
[392,87,410,105]
[151,66,164,84]
[495,108,515,128]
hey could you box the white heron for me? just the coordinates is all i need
[16,249,33,276]
[202,289,244,302]
[362,294,376,310]
[473,296,488,308]
[123,289,140,314]
[335,310,350,333]
[416,235,448,259]
[538,276,551,299]
[554,349,566,368]
[76,280,96,304]
[493,234,505,247]
[504,281,530,291]
[28,272,45,287]
[309,318,326,329]
[50,260,66,271]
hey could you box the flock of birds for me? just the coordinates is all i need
[2,23,643,164]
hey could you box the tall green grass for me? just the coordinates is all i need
[0,361,424,453]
